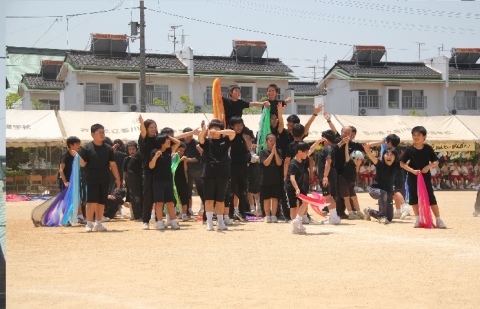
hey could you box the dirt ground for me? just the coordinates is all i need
[5,190,480,309]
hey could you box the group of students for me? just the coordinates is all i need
[437,160,480,190]
[58,82,480,234]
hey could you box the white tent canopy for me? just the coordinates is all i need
[6,110,64,147]
[333,115,479,143]
[455,116,480,142]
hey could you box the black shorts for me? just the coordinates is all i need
[86,182,110,205]
[338,176,356,198]
[203,177,228,202]
[261,184,281,200]
[176,183,189,205]
[393,169,406,196]
[152,181,174,203]
[407,173,437,206]
[284,187,305,209]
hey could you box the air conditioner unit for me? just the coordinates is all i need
[130,104,138,112]
[359,108,367,116]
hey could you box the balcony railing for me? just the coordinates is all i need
[402,96,427,109]
[85,89,116,105]
[454,96,480,110]
[359,95,381,109]
[146,91,171,105]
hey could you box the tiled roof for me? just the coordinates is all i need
[336,61,441,77]
[66,50,186,70]
[449,64,480,77]
[288,82,325,95]
[21,74,64,89]
[193,56,293,73]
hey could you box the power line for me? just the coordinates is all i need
[212,0,477,35]
[314,0,480,20]
[31,19,60,48]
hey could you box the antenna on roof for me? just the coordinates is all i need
[180,28,189,48]
[414,42,425,61]
[168,25,182,53]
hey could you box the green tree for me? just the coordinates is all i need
[407,109,428,116]
[179,94,194,113]
[152,97,169,113]
[31,99,44,110]
[6,93,21,109]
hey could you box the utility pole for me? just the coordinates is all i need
[168,25,182,52]
[437,43,444,56]
[322,56,327,78]
[139,1,146,112]
[415,42,425,61]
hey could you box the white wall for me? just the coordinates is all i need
[22,92,60,110]
[448,83,480,115]
[322,78,354,115]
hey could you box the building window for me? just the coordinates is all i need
[85,83,114,104]
[297,105,313,115]
[454,91,478,110]
[146,85,170,105]
[122,83,136,104]
[388,89,400,109]
[402,90,426,109]
[39,99,59,110]
[358,89,380,109]
[205,86,229,105]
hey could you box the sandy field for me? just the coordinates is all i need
[5,190,480,309]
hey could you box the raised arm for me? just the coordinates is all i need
[345,139,350,162]
[304,104,323,136]
[308,138,324,156]
[175,128,201,140]
[139,114,147,139]
[169,136,181,154]
[216,129,236,141]
[249,100,270,108]
[198,122,207,145]
[149,150,161,169]
[273,146,282,166]
[323,112,337,135]
[277,102,285,134]
[362,144,378,166]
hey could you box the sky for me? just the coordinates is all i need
[3,0,480,83]
[1,0,6,155]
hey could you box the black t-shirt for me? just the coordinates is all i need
[223,97,250,125]
[400,144,438,177]
[266,99,286,116]
[114,151,127,173]
[126,151,143,176]
[271,125,289,157]
[79,142,115,185]
[122,156,131,180]
[175,160,187,185]
[200,136,231,178]
[285,159,305,191]
[341,160,357,183]
[150,148,173,182]
[317,145,335,179]
[371,160,400,193]
[138,134,157,168]
[260,148,283,185]
[58,151,75,181]
[230,133,249,164]
[184,139,202,170]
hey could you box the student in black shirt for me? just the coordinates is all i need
[263,84,291,118]
[182,127,205,216]
[317,130,345,225]
[123,141,143,221]
[285,142,320,234]
[103,188,126,220]
[149,134,181,230]
[113,139,127,188]
[362,144,400,224]
[260,134,283,223]
[79,124,120,232]
[228,117,251,221]
[400,126,446,229]
[198,119,235,231]
[222,84,270,162]
[175,142,190,222]
[338,142,365,220]
[58,136,85,223]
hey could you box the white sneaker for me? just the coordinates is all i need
[93,223,107,232]
[224,217,234,226]
[85,224,93,232]
[264,216,272,223]
[292,218,306,230]
[101,216,110,222]
[363,208,371,221]
[302,216,310,224]
[217,221,228,231]
[379,217,389,225]
[356,211,365,219]
[291,225,306,234]
[181,214,189,221]
[400,208,410,220]
[206,221,214,231]
[322,215,341,225]
[473,211,479,217]
[413,217,421,228]
[271,216,278,223]
[156,221,166,230]
[393,212,401,219]
[188,208,194,216]
[170,220,180,230]
[436,218,447,229]
[250,154,260,163]
[142,222,149,230]
[347,212,359,220]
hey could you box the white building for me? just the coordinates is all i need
[316,46,480,116]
